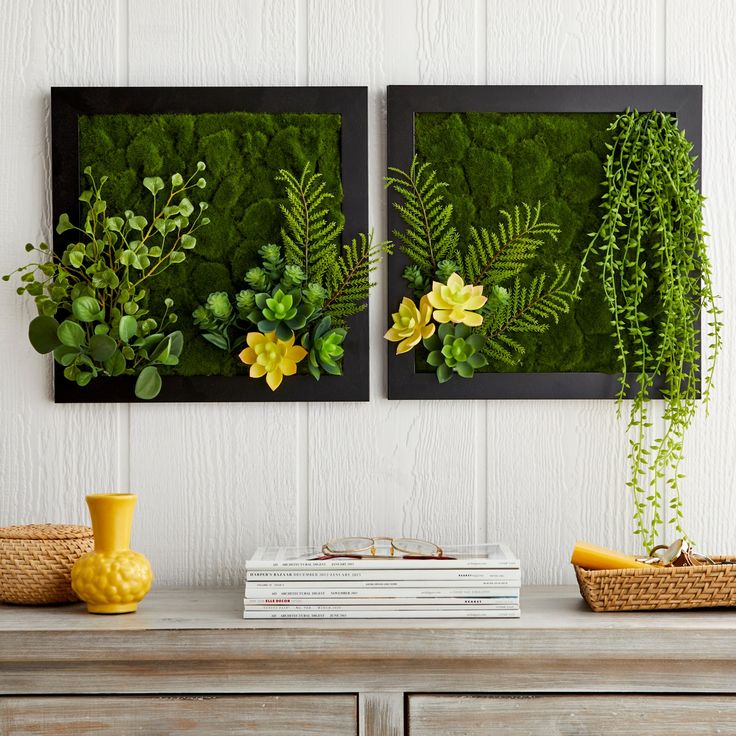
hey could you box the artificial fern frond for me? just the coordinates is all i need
[385,156,459,277]
[322,231,393,326]
[480,265,574,365]
[482,333,526,366]
[465,202,560,289]
[277,164,342,284]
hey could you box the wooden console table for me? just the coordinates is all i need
[2,586,736,734]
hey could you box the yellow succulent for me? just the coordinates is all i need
[239,331,307,391]
[427,272,487,327]
[384,295,436,354]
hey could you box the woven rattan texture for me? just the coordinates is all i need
[0,524,92,540]
[0,524,94,604]
[575,558,736,612]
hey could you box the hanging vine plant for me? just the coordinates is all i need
[575,109,723,550]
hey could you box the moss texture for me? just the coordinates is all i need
[415,111,619,373]
[79,112,342,376]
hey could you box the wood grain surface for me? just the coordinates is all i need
[1,0,734,587]
[2,586,736,696]
[409,694,736,735]
[360,692,403,736]
[0,695,357,736]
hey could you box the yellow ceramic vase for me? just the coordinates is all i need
[71,494,153,614]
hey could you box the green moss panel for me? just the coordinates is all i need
[415,111,620,373]
[79,112,342,376]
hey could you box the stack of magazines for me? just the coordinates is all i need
[243,543,520,619]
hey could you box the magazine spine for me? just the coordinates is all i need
[245,558,519,570]
[243,609,521,620]
[245,569,521,582]
[243,588,521,600]
[244,581,520,594]
[244,598,519,607]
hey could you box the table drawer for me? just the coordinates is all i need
[0,694,357,735]
[409,695,736,735]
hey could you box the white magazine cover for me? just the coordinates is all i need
[245,542,520,570]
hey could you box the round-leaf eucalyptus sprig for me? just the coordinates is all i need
[575,109,723,550]
[4,163,210,399]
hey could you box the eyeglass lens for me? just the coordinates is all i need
[325,537,375,553]
[393,538,440,556]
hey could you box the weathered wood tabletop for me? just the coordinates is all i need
[1,585,735,695]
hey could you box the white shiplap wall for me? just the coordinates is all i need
[1,0,733,585]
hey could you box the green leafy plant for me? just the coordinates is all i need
[387,158,459,276]
[277,166,343,283]
[302,316,346,379]
[423,323,487,383]
[5,163,210,399]
[385,157,574,374]
[479,265,573,366]
[248,288,315,341]
[195,163,391,389]
[193,242,324,352]
[575,109,722,549]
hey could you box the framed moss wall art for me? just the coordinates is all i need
[386,85,704,400]
[47,86,376,403]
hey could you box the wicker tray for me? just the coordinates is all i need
[575,557,736,612]
[0,524,94,605]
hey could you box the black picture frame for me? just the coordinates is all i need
[386,85,703,400]
[51,86,369,403]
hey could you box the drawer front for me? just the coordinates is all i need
[409,695,736,735]
[0,695,357,736]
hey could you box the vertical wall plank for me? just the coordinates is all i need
[486,0,662,85]
[666,0,736,554]
[0,0,119,530]
[127,0,297,85]
[485,0,663,583]
[125,0,301,584]
[306,0,481,546]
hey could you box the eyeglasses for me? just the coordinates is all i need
[636,538,733,567]
[321,536,444,558]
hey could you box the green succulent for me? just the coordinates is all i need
[282,264,306,289]
[206,291,232,320]
[192,302,235,351]
[245,266,269,292]
[196,262,323,352]
[302,282,328,310]
[402,264,429,298]
[192,305,217,330]
[259,243,284,283]
[423,323,487,383]
[248,287,315,341]
[260,243,281,263]
[235,289,256,315]
[302,316,346,380]
[484,284,510,313]
[435,258,460,284]
[190,163,392,372]
[193,291,240,352]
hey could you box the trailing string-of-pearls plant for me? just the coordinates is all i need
[576,109,722,550]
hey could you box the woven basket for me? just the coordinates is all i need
[0,524,94,605]
[575,557,736,612]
